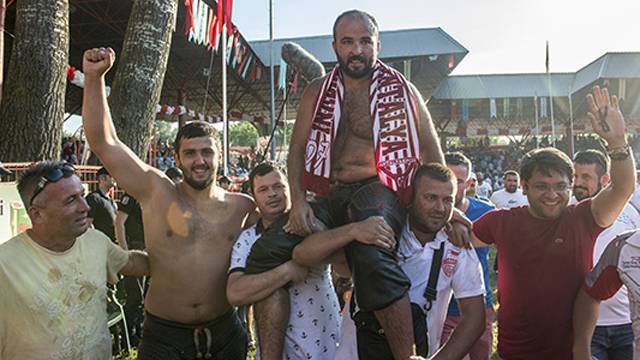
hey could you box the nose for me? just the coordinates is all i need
[433,199,445,212]
[79,196,90,212]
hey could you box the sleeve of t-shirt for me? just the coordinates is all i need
[85,193,98,219]
[118,193,135,215]
[489,193,498,206]
[584,235,626,301]
[451,246,486,300]
[105,236,130,284]
[228,230,254,274]
[472,208,504,245]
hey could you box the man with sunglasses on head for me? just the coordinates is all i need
[0,161,149,359]
[470,86,636,360]
[81,48,256,359]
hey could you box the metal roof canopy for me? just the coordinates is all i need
[433,52,640,100]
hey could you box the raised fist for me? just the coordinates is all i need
[82,47,115,78]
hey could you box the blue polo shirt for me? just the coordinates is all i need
[447,197,496,315]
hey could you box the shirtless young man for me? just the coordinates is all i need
[285,10,445,359]
[82,48,254,359]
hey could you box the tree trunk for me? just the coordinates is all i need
[109,0,177,160]
[0,0,68,161]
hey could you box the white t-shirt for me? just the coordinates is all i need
[490,188,528,209]
[229,224,341,360]
[0,229,129,360]
[476,182,493,198]
[335,225,485,358]
[594,203,640,326]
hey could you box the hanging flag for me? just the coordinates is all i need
[462,99,469,121]
[619,79,626,100]
[207,8,218,50]
[489,98,497,119]
[503,98,510,117]
[184,0,194,36]
[448,54,455,70]
[451,101,458,120]
[189,0,200,42]
[545,41,549,73]
[204,9,212,46]
[216,0,224,43]
[242,55,253,79]
[226,31,234,63]
[199,1,208,45]
[224,0,234,36]
[278,59,287,90]
[540,97,548,118]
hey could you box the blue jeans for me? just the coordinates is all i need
[591,323,633,360]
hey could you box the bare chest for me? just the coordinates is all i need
[339,90,373,141]
[144,197,245,254]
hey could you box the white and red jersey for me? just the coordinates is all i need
[584,230,640,359]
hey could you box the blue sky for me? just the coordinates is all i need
[232,0,640,75]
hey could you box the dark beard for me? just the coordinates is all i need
[184,176,214,191]
[336,53,374,79]
[573,183,602,201]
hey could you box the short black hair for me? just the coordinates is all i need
[444,151,472,178]
[503,170,519,179]
[412,163,455,201]
[174,121,218,154]
[248,162,284,195]
[17,160,69,207]
[573,149,610,177]
[520,147,574,183]
[333,9,379,41]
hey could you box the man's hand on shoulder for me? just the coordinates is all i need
[350,216,396,250]
[83,47,115,79]
[446,208,472,248]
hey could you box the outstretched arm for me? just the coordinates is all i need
[587,86,636,227]
[226,261,307,306]
[82,47,165,201]
[119,250,149,277]
[292,216,396,267]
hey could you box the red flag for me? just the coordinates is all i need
[215,0,224,41]
[224,0,233,36]
[207,9,215,48]
[184,0,194,36]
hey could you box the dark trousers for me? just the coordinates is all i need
[353,303,428,360]
[329,179,410,311]
[137,310,248,360]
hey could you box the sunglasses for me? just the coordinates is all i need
[29,163,76,206]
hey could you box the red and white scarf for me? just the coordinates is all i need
[302,60,421,205]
